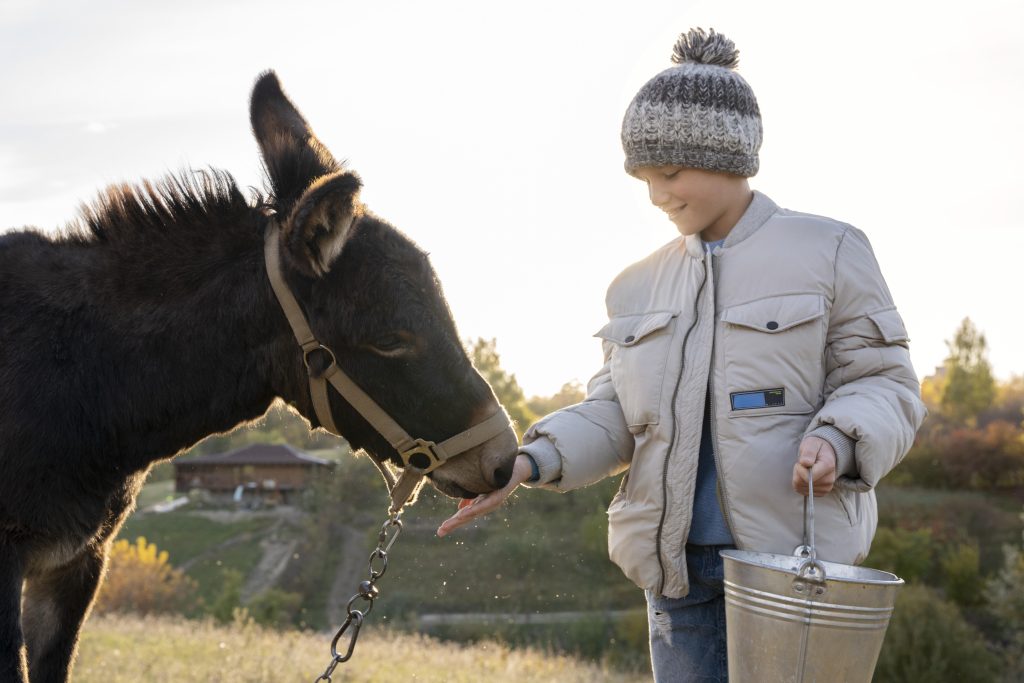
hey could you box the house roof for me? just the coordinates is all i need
[175,443,334,468]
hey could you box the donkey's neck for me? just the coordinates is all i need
[78,217,303,472]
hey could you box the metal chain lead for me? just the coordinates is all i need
[313,510,404,682]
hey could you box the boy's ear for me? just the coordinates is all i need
[282,170,363,278]
[250,70,340,216]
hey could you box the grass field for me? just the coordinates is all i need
[75,613,649,683]
[135,480,176,509]
[119,513,276,565]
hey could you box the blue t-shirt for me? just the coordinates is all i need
[688,238,733,545]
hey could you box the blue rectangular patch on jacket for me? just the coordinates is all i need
[730,388,785,410]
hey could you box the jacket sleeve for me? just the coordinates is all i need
[805,227,927,492]
[519,341,635,492]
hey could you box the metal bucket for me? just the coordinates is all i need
[719,478,903,682]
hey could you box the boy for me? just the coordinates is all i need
[439,28,925,682]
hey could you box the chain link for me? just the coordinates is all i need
[313,510,404,682]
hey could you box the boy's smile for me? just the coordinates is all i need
[633,165,752,243]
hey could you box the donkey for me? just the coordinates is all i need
[0,71,518,683]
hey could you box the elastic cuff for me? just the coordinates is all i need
[518,437,562,485]
[809,425,857,478]
[524,454,541,482]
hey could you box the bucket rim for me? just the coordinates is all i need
[720,548,904,586]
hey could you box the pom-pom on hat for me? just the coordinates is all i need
[621,28,762,177]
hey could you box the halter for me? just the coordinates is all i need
[264,222,511,512]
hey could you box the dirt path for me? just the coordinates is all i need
[240,535,299,603]
[174,508,304,603]
[324,524,372,626]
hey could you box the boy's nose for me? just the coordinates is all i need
[647,180,669,207]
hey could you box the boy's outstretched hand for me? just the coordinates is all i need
[436,454,535,537]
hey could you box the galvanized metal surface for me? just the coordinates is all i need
[720,476,903,682]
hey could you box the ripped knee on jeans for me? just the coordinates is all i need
[650,608,673,641]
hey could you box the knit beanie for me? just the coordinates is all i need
[621,28,762,177]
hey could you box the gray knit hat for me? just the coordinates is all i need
[621,28,762,177]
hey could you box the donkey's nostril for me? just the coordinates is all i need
[493,462,513,489]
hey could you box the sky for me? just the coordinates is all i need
[1,0,1021,397]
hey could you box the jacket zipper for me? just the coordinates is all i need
[708,252,737,542]
[655,255,708,596]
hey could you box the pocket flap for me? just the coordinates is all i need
[721,294,824,333]
[594,311,676,346]
[866,308,909,343]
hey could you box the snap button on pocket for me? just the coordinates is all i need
[766,321,779,330]
[594,310,680,431]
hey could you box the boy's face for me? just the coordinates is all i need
[633,165,742,241]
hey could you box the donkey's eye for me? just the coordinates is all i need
[375,335,405,351]
[369,333,414,357]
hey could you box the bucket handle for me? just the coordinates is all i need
[793,468,827,595]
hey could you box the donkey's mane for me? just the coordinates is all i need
[72,168,260,246]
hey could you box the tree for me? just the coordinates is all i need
[93,536,197,615]
[941,318,996,426]
[527,381,586,418]
[466,338,538,438]
[985,507,1024,679]
[982,374,1024,427]
[944,421,1021,490]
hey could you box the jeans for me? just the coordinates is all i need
[646,544,733,683]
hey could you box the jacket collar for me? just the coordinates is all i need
[683,190,779,259]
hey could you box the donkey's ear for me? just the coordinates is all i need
[282,170,363,278]
[250,71,341,215]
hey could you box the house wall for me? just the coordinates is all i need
[174,463,325,494]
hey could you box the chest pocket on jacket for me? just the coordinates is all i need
[595,310,678,433]
[719,294,826,417]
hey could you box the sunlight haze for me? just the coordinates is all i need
[1,0,1021,397]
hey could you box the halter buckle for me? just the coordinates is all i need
[400,439,443,473]
[303,344,338,377]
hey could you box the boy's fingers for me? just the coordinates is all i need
[792,436,838,496]
[437,456,534,537]
[798,438,823,468]
[437,490,505,536]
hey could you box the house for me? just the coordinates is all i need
[174,443,334,504]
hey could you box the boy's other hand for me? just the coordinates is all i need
[792,436,837,496]
[436,454,534,537]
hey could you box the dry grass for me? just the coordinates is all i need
[76,613,648,683]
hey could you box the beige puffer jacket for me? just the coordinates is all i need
[522,191,926,598]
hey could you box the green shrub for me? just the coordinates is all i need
[986,539,1024,680]
[874,584,1001,683]
[941,543,983,607]
[208,568,243,624]
[865,527,936,583]
[248,588,304,629]
[93,537,197,616]
[606,609,650,671]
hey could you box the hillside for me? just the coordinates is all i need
[115,457,650,666]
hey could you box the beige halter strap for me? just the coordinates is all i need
[264,222,510,512]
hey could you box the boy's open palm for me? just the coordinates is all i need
[436,454,534,537]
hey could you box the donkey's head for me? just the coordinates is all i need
[251,71,517,498]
